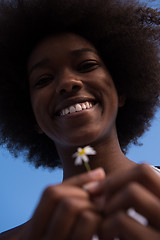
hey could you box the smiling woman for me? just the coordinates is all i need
[28,33,120,162]
[0,0,160,239]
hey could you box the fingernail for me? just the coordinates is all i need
[83,181,100,192]
[89,168,106,179]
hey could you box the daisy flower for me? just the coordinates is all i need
[73,146,96,171]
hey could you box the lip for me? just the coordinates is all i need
[54,97,97,116]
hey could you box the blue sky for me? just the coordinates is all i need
[1,0,160,234]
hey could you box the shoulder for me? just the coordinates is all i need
[0,221,29,240]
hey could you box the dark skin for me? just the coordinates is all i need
[28,33,133,178]
[1,33,160,240]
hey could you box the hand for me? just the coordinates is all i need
[85,164,160,240]
[19,168,105,240]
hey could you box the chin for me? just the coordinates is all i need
[64,131,103,147]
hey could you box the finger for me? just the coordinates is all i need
[106,164,160,198]
[63,167,105,187]
[24,168,105,240]
[44,198,96,240]
[70,210,101,240]
[26,185,91,239]
[85,164,160,198]
[102,182,160,229]
[100,211,160,240]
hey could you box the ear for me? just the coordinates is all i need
[34,124,43,134]
[118,95,126,107]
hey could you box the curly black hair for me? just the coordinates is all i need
[0,0,160,168]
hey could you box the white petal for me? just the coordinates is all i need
[77,147,82,153]
[84,146,92,152]
[75,156,82,165]
[82,154,89,162]
[72,152,78,158]
[84,146,96,155]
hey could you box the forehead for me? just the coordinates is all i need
[28,33,97,69]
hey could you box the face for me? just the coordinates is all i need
[28,33,121,150]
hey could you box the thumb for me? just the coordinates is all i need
[63,168,106,187]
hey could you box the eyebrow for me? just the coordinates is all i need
[28,48,98,76]
[28,58,49,76]
[70,48,98,56]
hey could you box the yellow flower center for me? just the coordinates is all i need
[78,149,86,155]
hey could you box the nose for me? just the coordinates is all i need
[56,69,83,95]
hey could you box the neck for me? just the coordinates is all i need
[56,132,136,180]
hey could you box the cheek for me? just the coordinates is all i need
[30,85,53,110]
[87,69,115,93]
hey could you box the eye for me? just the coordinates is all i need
[34,76,54,88]
[78,60,99,73]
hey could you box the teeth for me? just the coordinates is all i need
[65,108,69,115]
[69,106,76,113]
[62,110,65,116]
[89,102,92,108]
[86,102,90,109]
[82,103,86,110]
[75,104,82,111]
[60,101,94,116]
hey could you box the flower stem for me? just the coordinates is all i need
[84,162,91,172]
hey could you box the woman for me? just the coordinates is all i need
[0,0,160,239]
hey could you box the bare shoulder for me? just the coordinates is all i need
[0,221,29,240]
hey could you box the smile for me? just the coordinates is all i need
[60,101,94,116]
